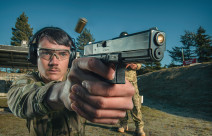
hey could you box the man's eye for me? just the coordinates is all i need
[59,52,68,56]
[41,51,51,55]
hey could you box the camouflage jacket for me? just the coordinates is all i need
[7,72,85,136]
[125,63,142,82]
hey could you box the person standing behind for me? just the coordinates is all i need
[118,63,145,136]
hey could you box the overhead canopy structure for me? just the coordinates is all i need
[0,45,36,69]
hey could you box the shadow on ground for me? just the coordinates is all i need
[138,62,212,122]
[142,98,212,122]
[85,122,135,135]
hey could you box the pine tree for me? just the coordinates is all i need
[168,30,196,64]
[11,12,33,46]
[76,28,95,54]
[180,31,196,58]
[195,26,212,62]
[168,26,211,65]
[167,46,183,64]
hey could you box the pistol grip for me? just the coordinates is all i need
[110,64,125,84]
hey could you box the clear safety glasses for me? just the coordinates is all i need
[37,48,71,61]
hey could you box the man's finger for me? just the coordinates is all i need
[71,98,126,118]
[71,86,133,110]
[71,102,119,124]
[81,80,135,97]
[70,99,126,124]
[72,57,115,80]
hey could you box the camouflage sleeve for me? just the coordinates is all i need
[7,74,58,119]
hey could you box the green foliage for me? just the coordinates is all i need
[168,26,212,65]
[76,28,95,50]
[168,31,196,64]
[137,61,162,75]
[167,47,183,64]
[11,12,33,46]
[167,61,180,68]
[195,27,212,62]
[180,31,196,58]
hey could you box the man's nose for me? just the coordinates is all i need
[49,54,59,65]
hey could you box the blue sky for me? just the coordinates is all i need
[0,0,211,66]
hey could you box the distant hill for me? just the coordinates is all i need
[138,62,212,121]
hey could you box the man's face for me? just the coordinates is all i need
[37,38,70,83]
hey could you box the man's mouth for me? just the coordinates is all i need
[48,69,60,73]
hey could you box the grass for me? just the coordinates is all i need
[141,106,212,136]
[0,97,7,107]
[0,105,211,136]
[0,113,29,136]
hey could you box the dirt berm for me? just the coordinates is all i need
[138,62,212,121]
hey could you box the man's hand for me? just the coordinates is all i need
[64,57,135,124]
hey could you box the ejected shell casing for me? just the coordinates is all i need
[75,18,87,33]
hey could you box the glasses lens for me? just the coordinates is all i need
[57,50,70,60]
[38,49,52,60]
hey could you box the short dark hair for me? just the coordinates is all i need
[29,27,74,48]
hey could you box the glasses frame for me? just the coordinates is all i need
[37,47,71,61]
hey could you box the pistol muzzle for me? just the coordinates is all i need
[155,32,165,46]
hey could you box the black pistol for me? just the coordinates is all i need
[83,27,166,84]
